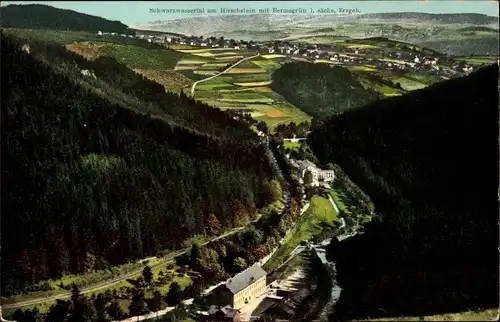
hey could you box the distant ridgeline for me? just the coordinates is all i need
[359,12,499,25]
[271,62,381,120]
[0,4,129,33]
[1,33,279,295]
[308,64,499,319]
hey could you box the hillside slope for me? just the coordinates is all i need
[308,65,499,320]
[1,33,278,296]
[271,62,381,120]
[0,4,128,33]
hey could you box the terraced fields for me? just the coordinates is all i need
[174,46,310,127]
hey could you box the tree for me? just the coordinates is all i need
[12,307,41,322]
[46,299,71,322]
[274,124,287,137]
[304,170,314,185]
[184,278,204,298]
[166,282,183,306]
[167,304,190,322]
[204,213,221,235]
[269,180,282,202]
[251,244,268,261]
[83,252,96,272]
[148,290,164,312]
[256,121,268,134]
[93,293,111,322]
[129,288,150,316]
[67,284,97,322]
[233,257,248,271]
[189,244,200,270]
[195,246,225,281]
[232,200,249,227]
[17,248,34,284]
[142,265,153,284]
[106,300,125,321]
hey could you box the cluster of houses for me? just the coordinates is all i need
[96,30,477,80]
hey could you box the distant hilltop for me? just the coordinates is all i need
[358,12,499,24]
[0,4,129,33]
[133,12,499,37]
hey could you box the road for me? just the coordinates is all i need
[1,205,280,310]
[190,53,260,96]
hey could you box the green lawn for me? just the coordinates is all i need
[263,195,339,272]
[283,140,303,151]
[387,76,427,91]
[330,180,357,215]
[405,73,445,86]
[359,76,404,97]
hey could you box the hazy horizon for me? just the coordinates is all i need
[2,1,499,26]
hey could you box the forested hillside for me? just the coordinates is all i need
[308,65,499,319]
[1,33,279,296]
[0,4,129,33]
[271,62,381,120]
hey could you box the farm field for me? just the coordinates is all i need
[252,59,283,71]
[453,55,498,65]
[387,76,427,90]
[261,54,287,59]
[184,52,311,127]
[346,65,378,72]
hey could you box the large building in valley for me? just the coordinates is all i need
[209,264,267,310]
[290,159,335,186]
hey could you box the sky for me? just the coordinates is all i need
[2,1,499,26]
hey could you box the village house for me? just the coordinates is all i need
[261,288,312,320]
[208,264,267,310]
[205,305,242,321]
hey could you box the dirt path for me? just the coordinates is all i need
[190,53,260,96]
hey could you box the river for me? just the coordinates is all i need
[310,231,357,321]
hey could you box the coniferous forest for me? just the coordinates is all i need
[271,62,381,120]
[0,4,129,33]
[308,64,499,319]
[1,33,280,295]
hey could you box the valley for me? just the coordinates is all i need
[1,3,499,322]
